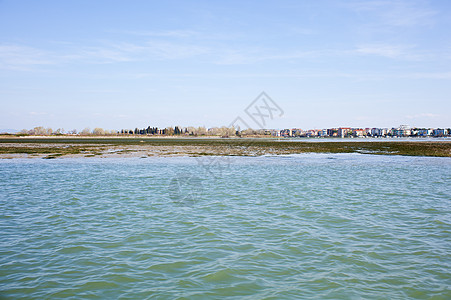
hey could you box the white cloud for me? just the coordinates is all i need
[403,72,451,79]
[75,47,135,63]
[0,44,54,70]
[140,41,209,60]
[117,29,199,38]
[214,48,321,65]
[0,40,210,69]
[355,44,415,58]
[347,0,437,27]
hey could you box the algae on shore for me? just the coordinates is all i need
[0,137,450,158]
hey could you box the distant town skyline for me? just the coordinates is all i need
[7,124,450,139]
[1,0,450,130]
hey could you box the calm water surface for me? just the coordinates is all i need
[0,154,450,299]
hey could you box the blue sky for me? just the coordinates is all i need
[1,0,450,131]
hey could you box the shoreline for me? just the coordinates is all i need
[0,137,450,159]
[1,134,449,140]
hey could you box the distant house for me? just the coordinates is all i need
[393,129,403,136]
[306,129,318,137]
[318,129,328,137]
[338,127,351,138]
[265,129,280,136]
[392,125,411,137]
[433,129,446,137]
[371,128,386,137]
[353,129,365,137]
[327,128,338,137]
[280,129,292,137]
[417,129,431,137]
[291,128,304,137]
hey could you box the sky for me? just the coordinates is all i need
[0,0,450,131]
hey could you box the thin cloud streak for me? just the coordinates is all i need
[354,44,416,58]
[0,45,55,70]
[116,29,200,38]
[346,0,437,27]
[0,38,445,71]
[0,40,210,68]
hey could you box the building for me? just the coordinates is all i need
[433,129,446,137]
[280,129,292,137]
[353,128,365,137]
[327,128,338,137]
[306,129,318,137]
[338,127,351,138]
[291,128,304,137]
[370,128,386,137]
[265,129,280,136]
[318,129,328,137]
[393,125,411,137]
[414,128,432,137]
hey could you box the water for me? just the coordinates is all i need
[1,154,450,299]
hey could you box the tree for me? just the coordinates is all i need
[92,128,105,135]
[81,128,91,135]
[186,126,196,135]
[166,127,174,135]
[242,128,256,136]
[54,128,64,135]
[31,126,47,135]
[197,126,207,135]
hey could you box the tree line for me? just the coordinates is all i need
[120,126,240,136]
[16,125,270,137]
[18,127,117,136]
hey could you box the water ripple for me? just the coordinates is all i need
[0,154,450,298]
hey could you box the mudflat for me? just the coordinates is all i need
[0,137,450,159]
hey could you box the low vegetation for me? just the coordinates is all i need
[0,137,449,158]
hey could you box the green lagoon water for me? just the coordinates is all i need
[0,154,450,299]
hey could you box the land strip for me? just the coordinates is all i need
[0,137,450,159]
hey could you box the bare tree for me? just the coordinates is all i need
[186,126,196,135]
[30,126,52,135]
[54,128,64,135]
[242,128,256,136]
[92,128,105,135]
[81,128,91,135]
[208,127,220,136]
[197,126,207,135]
